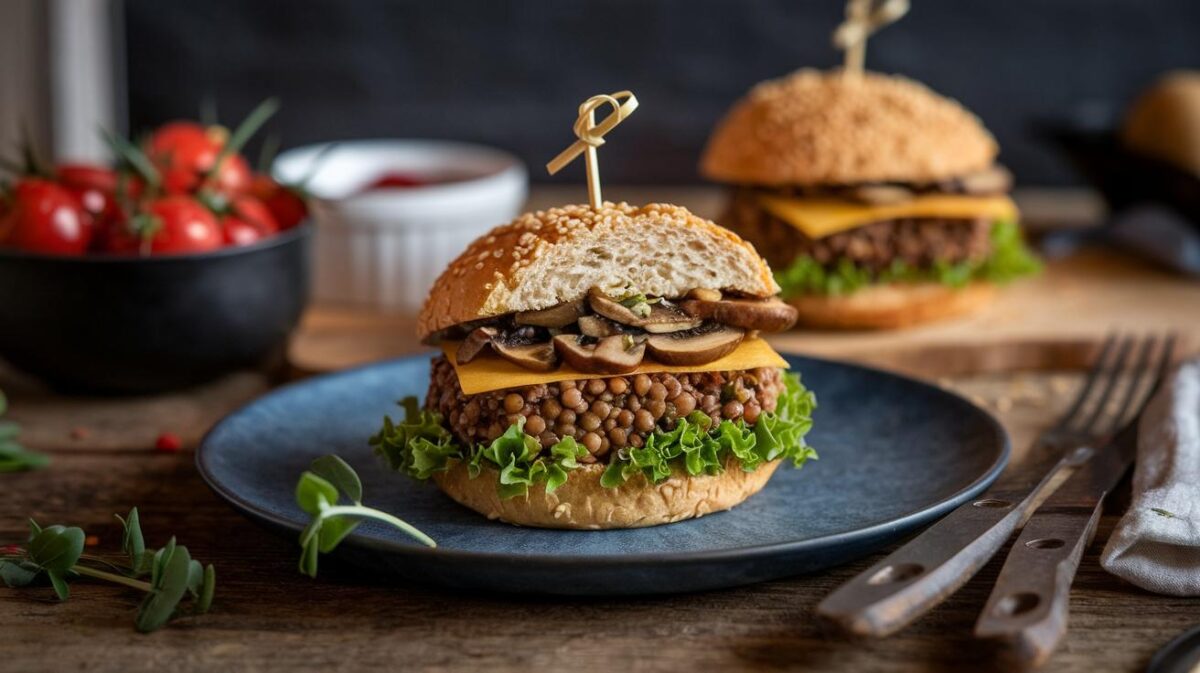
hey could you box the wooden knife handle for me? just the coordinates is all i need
[817,489,1031,637]
[973,501,1105,669]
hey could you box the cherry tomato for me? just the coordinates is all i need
[145,121,251,197]
[0,179,91,254]
[55,163,144,246]
[250,174,307,229]
[56,163,117,216]
[155,432,182,453]
[221,195,279,246]
[105,195,222,255]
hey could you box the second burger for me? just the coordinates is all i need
[701,69,1041,329]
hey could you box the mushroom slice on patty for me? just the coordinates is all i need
[456,327,499,364]
[493,341,559,371]
[515,300,585,328]
[457,326,558,371]
[552,334,645,374]
[577,315,629,338]
[587,287,701,333]
[957,165,1013,195]
[847,184,913,205]
[679,297,798,332]
[645,324,745,366]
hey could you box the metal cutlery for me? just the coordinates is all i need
[818,333,1168,638]
[974,334,1176,668]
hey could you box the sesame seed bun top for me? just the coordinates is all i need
[700,69,999,186]
[416,202,779,342]
[1123,70,1200,176]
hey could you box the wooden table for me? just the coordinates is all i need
[2,187,1198,672]
[3,366,1198,672]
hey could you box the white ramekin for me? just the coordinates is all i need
[273,140,528,313]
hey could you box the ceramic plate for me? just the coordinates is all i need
[198,354,1008,595]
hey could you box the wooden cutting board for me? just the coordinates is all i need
[288,246,1199,379]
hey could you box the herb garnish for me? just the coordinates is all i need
[774,220,1041,298]
[1151,508,1178,519]
[0,390,50,473]
[613,283,662,318]
[295,455,435,579]
[0,508,214,632]
[371,373,817,499]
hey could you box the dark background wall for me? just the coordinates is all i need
[124,0,1200,185]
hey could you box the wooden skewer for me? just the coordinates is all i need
[833,0,910,76]
[546,90,639,209]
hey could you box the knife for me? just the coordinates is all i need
[972,421,1139,668]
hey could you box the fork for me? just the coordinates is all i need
[817,333,1156,637]
[974,334,1175,668]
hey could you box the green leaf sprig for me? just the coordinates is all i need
[100,128,162,191]
[296,455,435,579]
[205,97,279,188]
[0,390,50,473]
[0,508,214,632]
[774,220,1041,298]
[372,372,817,499]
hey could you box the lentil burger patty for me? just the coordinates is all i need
[429,355,784,460]
[724,189,994,273]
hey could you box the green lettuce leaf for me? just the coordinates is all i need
[774,220,1041,298]
[371,373,817,499]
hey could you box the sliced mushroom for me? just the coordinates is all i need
[848,184,912,205]
[552,334,645,374]
[958,166,1013,195]
[588,287,644,324]
[640,303,702,333]
[493,340,559,372]
[587,287,701,333]
[679,297,798,332]
[645,324,745,366]
[456,326,557,371]
[515,300,585,328]
[456,327,498,364]
[578,315,626,338]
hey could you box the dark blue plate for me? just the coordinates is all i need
[198,353,1008,595]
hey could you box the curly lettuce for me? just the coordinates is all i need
[370,373,817,499]
[774,220,1041,298]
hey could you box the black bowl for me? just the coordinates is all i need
[0,223,312,393]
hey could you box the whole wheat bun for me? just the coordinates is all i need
[701,69,998,186]
[1123,70,1200,176]
[789,282,995,330]
[431,456,781,529]
[417,202,779,342]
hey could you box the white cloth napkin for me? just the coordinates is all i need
[1101,358,1200,596]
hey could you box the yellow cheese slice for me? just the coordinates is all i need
[443,338,789,395]
[758,193,1019,240]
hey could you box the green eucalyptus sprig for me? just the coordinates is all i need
[296,455,436,579]
[0,508,215,633]
[0,390,49,473]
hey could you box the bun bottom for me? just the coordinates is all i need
[431,457,781,530]
[788,282,995,330]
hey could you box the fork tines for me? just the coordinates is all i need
[1050,333,1177,441]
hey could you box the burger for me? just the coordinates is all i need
[370,202,816,529]
[701,69,1040,329]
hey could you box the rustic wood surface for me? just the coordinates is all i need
[2,362,1198,673]
[3,186,1197,672]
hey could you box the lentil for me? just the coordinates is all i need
[427,356,785,451]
